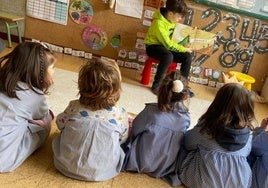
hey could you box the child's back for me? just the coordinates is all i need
[179,125,252,188]
[248,118,268,188]
[122,71,190,186]
[53,100,125,181]
[179,83,255,188]
[52,58,129,181]
[0,42,56,172]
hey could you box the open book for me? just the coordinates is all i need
[172,23,216,55]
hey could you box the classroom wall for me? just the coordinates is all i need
[0,0,26,36]
[25,1,148,60]
[1,0,267,92]
[184,1,268,92]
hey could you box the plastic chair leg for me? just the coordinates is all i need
[4,21,22,47]
[16,21,22,43]
[141,60,153,85]
[4,21,12,48]
[167,62,177,74]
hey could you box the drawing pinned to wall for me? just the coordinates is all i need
[69,0,93,25]
[82,26,108,50]
[110,34,121,48]
[115,0,144,19]
[26,0,69,25]
[144,0,165,9]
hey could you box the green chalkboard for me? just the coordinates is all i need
[191,0,268,21]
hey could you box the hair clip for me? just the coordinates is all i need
[40,42,50,49]
[32,41,50,50]
[172,80,184,93]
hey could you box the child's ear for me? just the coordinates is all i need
[166,11,173,18]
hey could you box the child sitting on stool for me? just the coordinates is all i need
[145,0,193,95]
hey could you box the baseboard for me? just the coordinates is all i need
[0,31,28,44]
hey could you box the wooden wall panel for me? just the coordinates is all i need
[24,0,268,92]
[25,1,148,59]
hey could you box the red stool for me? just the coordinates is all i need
[141,57,177,85]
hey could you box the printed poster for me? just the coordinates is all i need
[27,0,69,25]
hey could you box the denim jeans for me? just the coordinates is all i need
[146,45,192,90]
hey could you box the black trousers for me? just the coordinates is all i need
[146,45,192,90]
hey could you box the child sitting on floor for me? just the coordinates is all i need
[248,117,268,188]
[122,71,190,186]
[52,58,129,181]
[0,41,56,172]
[179,83,255,188]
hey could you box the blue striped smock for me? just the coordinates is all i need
[179,125,252,188]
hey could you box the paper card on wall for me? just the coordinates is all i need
[144,0,164,9]
[115,0,144,19]
[128,51,137,60]
[137,32,146,38]
[138,53,147,63]
[135,38,145,50]
[144,9,154,19]
[143,19,151,26]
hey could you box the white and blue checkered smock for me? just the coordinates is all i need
[179,125,252,188]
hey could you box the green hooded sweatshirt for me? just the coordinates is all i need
[144,8,187,52]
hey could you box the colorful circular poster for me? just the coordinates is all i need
[82,26,108,50]
[69,0,93,25]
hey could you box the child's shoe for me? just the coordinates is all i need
[188,89,195,98]
[152,87,159,95]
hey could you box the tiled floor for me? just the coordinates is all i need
[0,41,267,188]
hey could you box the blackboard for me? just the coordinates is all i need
[191,0,268,20]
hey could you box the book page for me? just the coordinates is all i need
[172,24,216,55]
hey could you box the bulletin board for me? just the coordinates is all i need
[25,0,148,59]
[24,0,268,92]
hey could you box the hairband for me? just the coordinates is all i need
[39,42,50,50]
[172,80,184,93]
[32,41,50,50]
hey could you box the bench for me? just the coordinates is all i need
[0,11,25,47]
